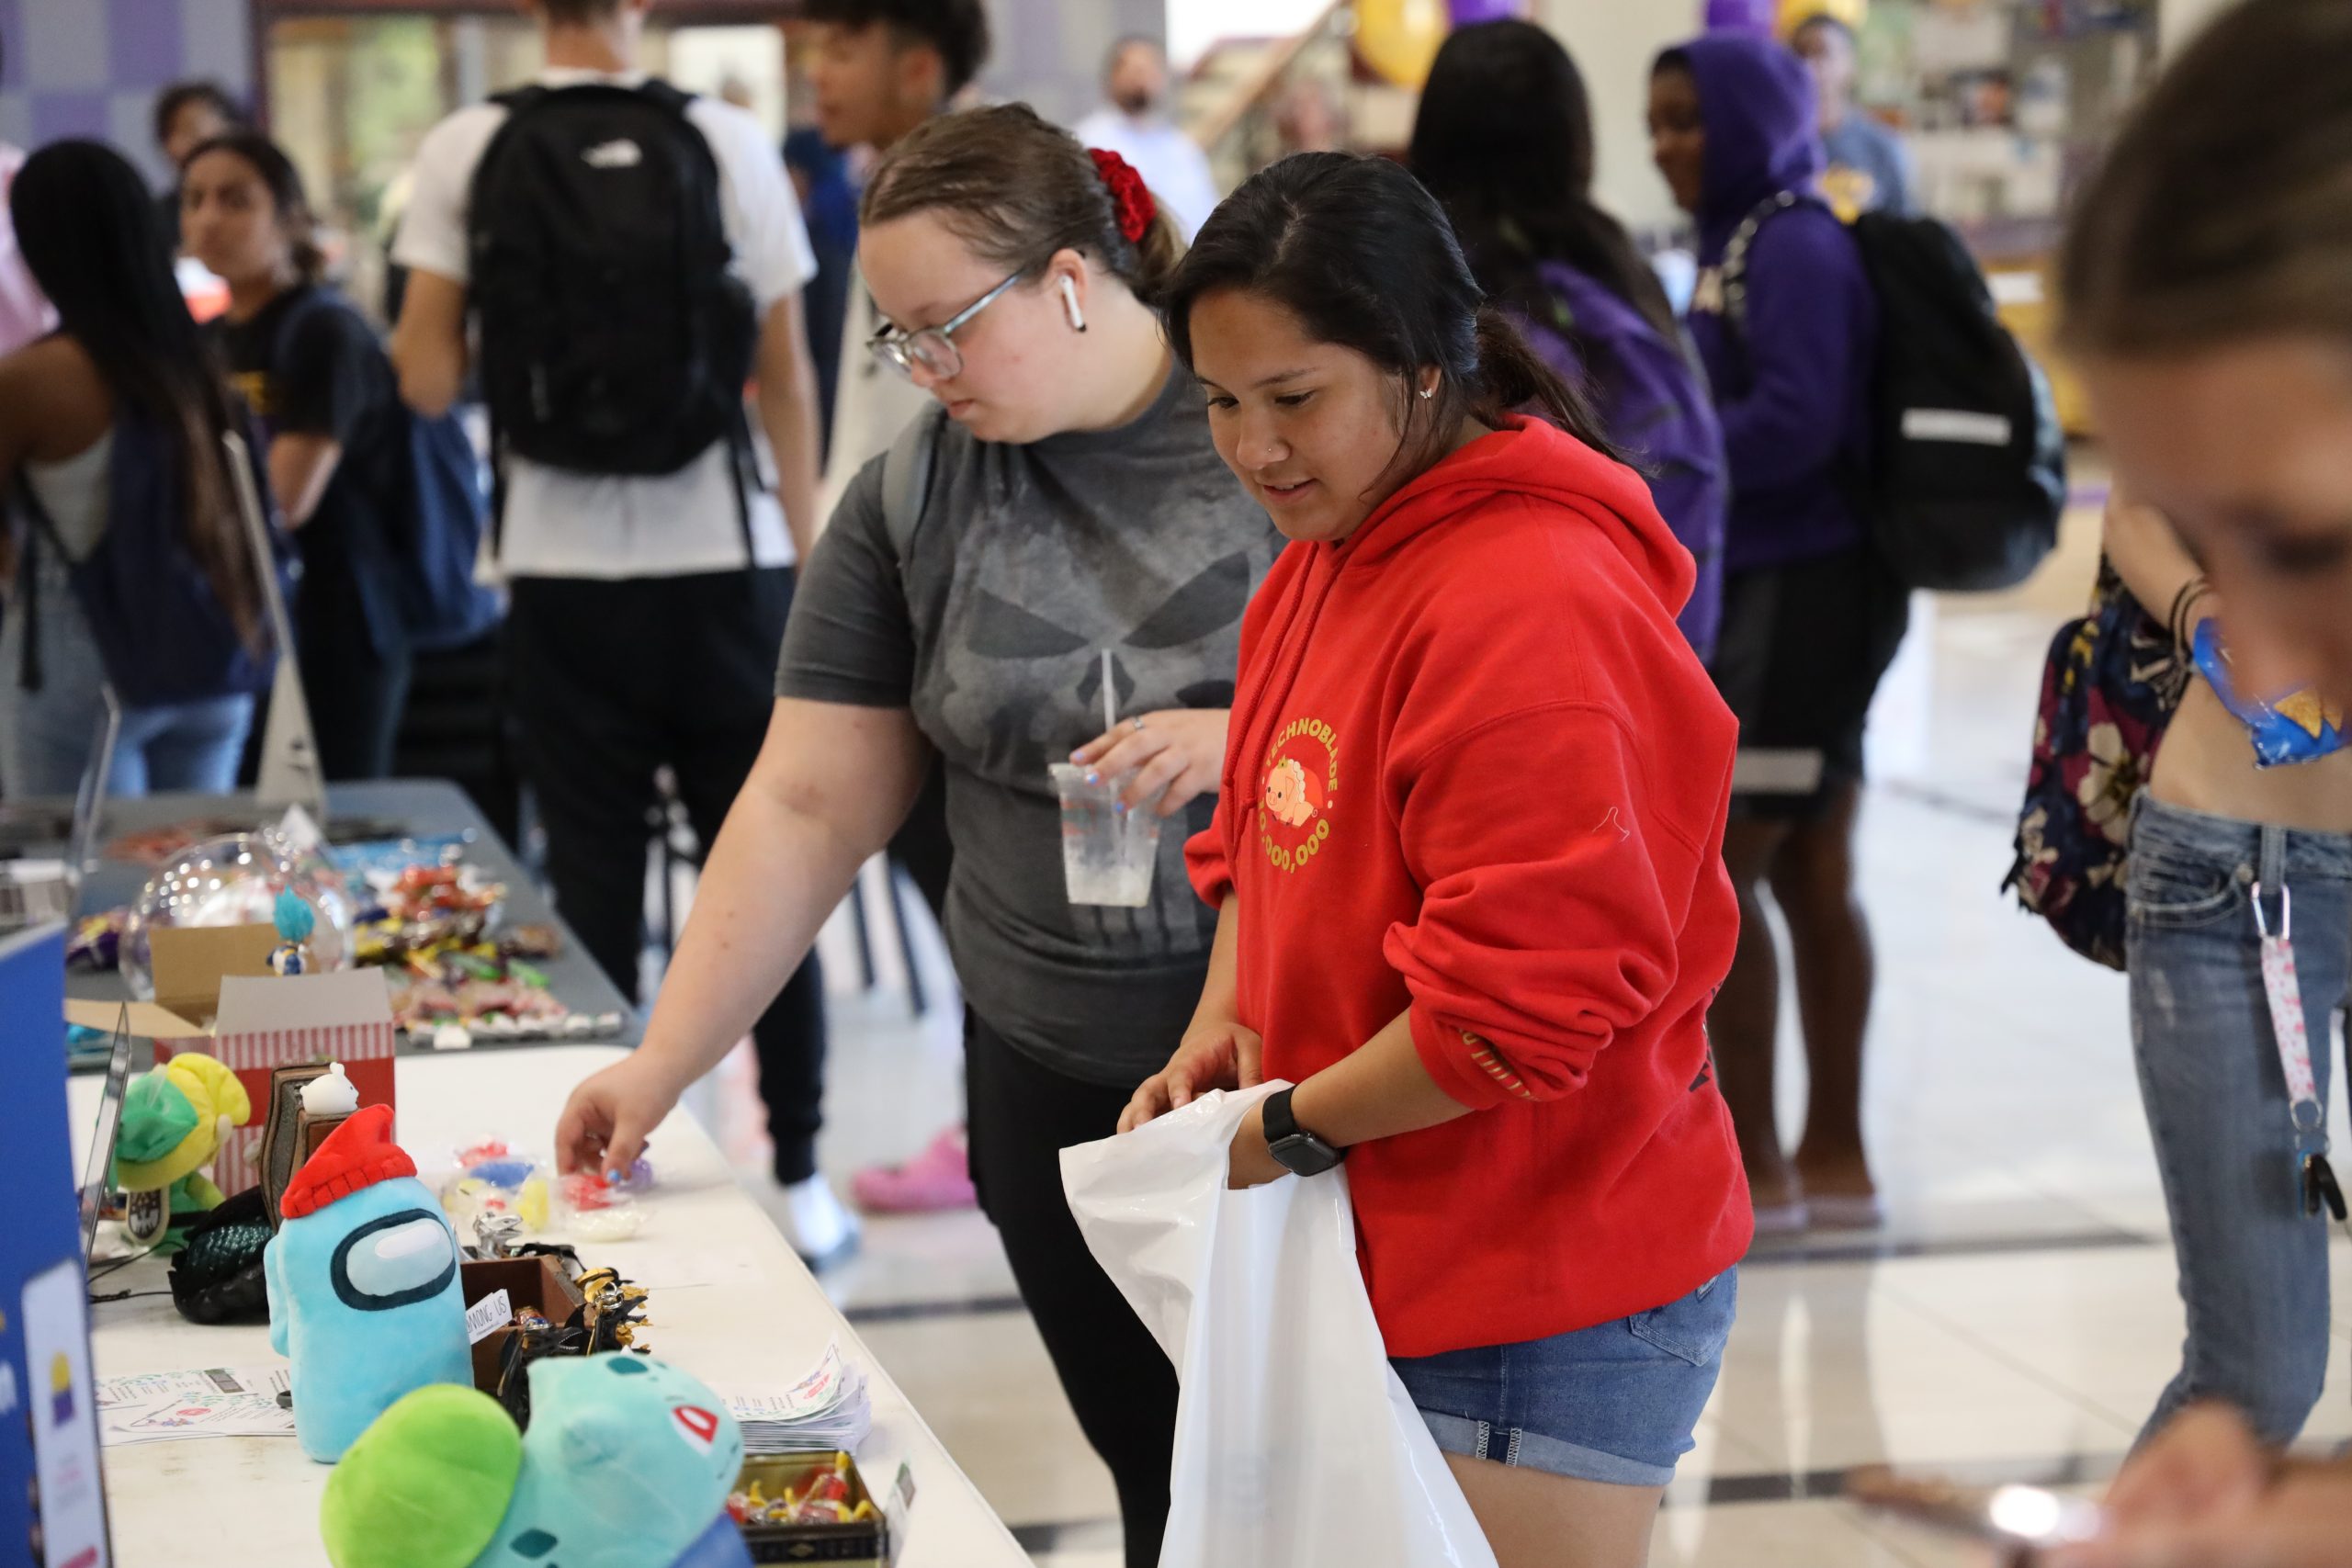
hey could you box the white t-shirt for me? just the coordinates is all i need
[1071,108,1223,243]
[394,69,818,580]
[817,265,939,531]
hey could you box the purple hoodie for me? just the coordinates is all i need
[1667,32,1876,576]
[1515,262,1728,658]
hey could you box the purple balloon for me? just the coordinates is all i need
[1449,0,1523,22]
[1703,0,1778,33]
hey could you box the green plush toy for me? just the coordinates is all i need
[322,1357,752,1568]
[114,1053,252,1251]
[319,1384,524,1568]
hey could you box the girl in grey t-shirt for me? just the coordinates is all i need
[555,106,1278,1568]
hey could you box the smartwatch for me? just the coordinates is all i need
[1261,1087,1346,1177]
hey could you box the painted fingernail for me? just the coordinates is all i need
[1085,771,1101,785]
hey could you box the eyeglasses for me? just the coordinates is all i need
[868,269,1025,382]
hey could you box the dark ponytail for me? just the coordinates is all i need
[1164,152,1620,488]
[865,103,1184,306]
[1473,305,1600,435]
[186,130,327,284]
[12,141,266,651]
[1410,20,1679,345]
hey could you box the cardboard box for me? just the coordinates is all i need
[459,1256,587,1394]
[150,922,280,1029]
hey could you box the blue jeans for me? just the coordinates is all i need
[1389,1270,1737,1486]
[2127,795,2352,1444]
[0,552,254,797]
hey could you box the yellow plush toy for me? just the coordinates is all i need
[115,1053,252,1248]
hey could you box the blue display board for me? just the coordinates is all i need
[0,922,112,1567]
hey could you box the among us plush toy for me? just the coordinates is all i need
[321,1356,753,1568]
[265,1103,472,1462]
[114,1052,253,1250]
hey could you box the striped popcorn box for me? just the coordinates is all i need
[165,971,398,1195]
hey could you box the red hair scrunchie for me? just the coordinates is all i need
[1088,148,1157,245]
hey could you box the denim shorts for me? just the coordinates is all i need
[1389,1270,1737,1487]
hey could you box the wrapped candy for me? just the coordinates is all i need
[2195,620,2350,768]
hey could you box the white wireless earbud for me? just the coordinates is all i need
[1059,275,1087,333]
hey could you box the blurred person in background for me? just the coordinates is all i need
[184,131,413,783]
[784,126,858,456]
[2098,483,2352,1452]
[0,141,274,796]
[391,0,841,1257]
[801,0,993,1217]
[1273,77,1344,159]
[1789,12,1914,220]
[152,80,247,252]
[1651,32,1898,1234]
[1410,18,1727,656]
[2043,1,2352,1562]
[1074,36,1222,243]
[0,30,51,357]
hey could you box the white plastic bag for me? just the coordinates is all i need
[1061,1083,1499,1568]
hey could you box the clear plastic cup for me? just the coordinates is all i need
[1049,763,1161,908]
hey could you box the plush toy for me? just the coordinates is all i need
[321,1355,753,1568]
[114,1052,252,1250]
[265,1103,472,1462]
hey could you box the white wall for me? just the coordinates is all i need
[1532,0,1701,238]
[2158,0,2236,50]
[1167,0,1339,69]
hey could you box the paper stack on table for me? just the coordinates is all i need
[96,1365,296,1446]
[725,1338,873,1454]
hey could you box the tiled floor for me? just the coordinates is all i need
[669,477,2352,1566]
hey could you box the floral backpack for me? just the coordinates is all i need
[2003,560,2191,969]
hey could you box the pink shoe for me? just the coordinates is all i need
[852,1126,978,1214]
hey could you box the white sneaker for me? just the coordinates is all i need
[777,1173,861,1269]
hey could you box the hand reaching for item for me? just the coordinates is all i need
[2051,1402,2352,1568]
[1071,707,1231,818]
[554,1050,686,1180]
[1119,1020,1262,1134]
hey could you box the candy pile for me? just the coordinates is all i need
[728,1454,878,1529]
[440,1140,650,1242]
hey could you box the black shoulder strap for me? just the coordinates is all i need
[1722,190,1805,340]
[634,77,695,117]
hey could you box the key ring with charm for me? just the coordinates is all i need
[2254,880,2352,1235]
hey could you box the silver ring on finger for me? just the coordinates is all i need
[1130,716,1147,733]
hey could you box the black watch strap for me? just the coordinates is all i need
[1262,1086,1345,1176]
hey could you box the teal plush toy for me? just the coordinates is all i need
[264,1103,473,1462]
[321,1356,754,1568]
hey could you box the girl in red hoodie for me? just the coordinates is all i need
[1121,153,1750,1566]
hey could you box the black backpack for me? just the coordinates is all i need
[466,80,757,481]
[1726,193,2065,592]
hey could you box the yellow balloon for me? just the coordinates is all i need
[1355,0,1451,89]
[1781,0,1865,36]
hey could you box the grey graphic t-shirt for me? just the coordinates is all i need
[777,365,1284,1087]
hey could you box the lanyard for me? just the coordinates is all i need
[2254,875,2352,1235]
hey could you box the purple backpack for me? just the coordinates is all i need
[1517,262,1729,658]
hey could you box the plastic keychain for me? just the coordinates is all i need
[2255,883,2352,1243]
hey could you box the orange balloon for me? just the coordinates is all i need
[1781,0,1866,36]
[1355,0,1451,88]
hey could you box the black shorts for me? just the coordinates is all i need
[1709,545,1910,821]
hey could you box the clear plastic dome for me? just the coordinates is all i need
[120,833,357,1003]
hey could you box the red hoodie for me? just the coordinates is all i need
[1188,417,1752,1359]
